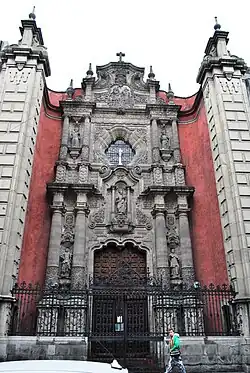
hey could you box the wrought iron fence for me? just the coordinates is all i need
[9,282,240,337]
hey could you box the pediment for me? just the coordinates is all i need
[90,61,164,108]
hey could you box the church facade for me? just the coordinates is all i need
[0,12,250,372]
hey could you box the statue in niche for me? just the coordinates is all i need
[71,127,81,148]
[115,186,127,215]
[60,247,72,278]
[169,248,180,278]
[160,133,170,149]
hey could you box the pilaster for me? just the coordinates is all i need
[152,195,169,285]
[45,190,66,286]
[176,193,195,286]
[151,118,160,163]
[71,189,89,288]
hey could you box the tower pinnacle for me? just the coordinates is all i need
[214,16,221,31]
[29,6,36,20]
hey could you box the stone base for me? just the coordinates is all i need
[0,335,249,371]
[0,336,88,362]
[0,296,15,336]
[164,336,250,373]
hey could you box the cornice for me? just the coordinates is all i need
[197,55,247,84]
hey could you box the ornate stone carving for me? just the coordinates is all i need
[56,163,66,182]
[99,165,111,179]
[8,69,31,85]
[89,203,105,229]
[70,126,81,148]
[115,186,127,214]
[160,133,170,150]
[61,213,75,245]
[152,147,160,163]
[175,164,185,185]
[153,167,163,185]
[219,78,240,94]
[78,164,88,183]
[136,208,152,230]
[95,84,150,109]
[59,247,72,279]
[81,145,89,161]
[108,182,134,233]
[59,145,68,160]
[169,248,180,279]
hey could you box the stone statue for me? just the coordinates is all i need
[60,247,72,278]
[71,128,80,148]
[169,248,180,278]
[115,187,127,215]
[160,133,170,149]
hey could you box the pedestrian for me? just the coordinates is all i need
[165,328,186,373]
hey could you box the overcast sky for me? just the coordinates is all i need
[1,0,249,97]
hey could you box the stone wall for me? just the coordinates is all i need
[0,336,249,372]
[176,337,250,373]
[0,336,88,362]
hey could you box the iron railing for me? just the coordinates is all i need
[9,282,240,338]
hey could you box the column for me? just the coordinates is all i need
[71,192,89,288]
[45,192,64,286]
[151,118,160,163]
[177,194,195,286]
[59,115,70,160]
[81,115,90,161]
[153,196,169,286]
[171,119,181,163]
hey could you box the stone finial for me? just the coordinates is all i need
[167,83,174,103]
[86,63,93,78]
[66,79,74,99]
[214,16,221,31]
[29,6,36,20]
[148,65,155,80]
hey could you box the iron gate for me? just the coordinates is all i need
[87,283,165,373]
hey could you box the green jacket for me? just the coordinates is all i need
[169,333,181,355]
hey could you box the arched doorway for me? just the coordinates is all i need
[89,242,163,372]
[93,242,147,285]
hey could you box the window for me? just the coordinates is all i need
[105,139,134,166]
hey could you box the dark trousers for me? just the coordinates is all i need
[165,355,186,373]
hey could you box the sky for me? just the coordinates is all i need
[0,0,250,97]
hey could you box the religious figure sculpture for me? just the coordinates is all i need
[160,133,170,149]
[115,187,127,215]
[60,247,72,278]
[71,128,80,148]
[169,248,180,278]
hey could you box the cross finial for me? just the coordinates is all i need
[116,52,125,63]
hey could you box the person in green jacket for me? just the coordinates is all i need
[165,328,186,373]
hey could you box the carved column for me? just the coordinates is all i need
[81,115,91,161]
[71,191,89,288]
[59,115,70,160]
[46,192,64,286]
[177,193,195,286]
[171,119,181,163]
[151,118,160,163]
[153,196,169,285]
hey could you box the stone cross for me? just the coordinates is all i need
[118,148,123,165]
[116,52,125,63]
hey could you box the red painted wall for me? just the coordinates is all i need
[18,100,62,286]
[178,100,228,285]
[18,86,228,287]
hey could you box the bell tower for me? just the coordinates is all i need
[197,18,250,335]
[0,8,50,334]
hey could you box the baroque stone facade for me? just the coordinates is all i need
[45,58,195,290]
[1,12,250,371]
